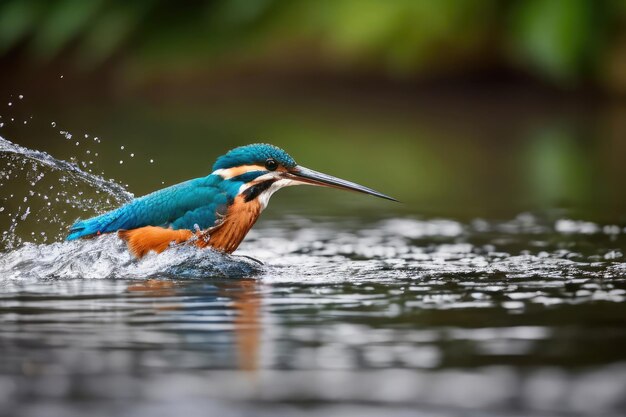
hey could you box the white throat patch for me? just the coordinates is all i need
[257,179,296,209]
[237,174,296,210]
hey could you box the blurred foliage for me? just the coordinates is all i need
[509,0,604,84]
[0,0,626,91]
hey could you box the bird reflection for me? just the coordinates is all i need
[218,279,261,372]
[127,278,261,373]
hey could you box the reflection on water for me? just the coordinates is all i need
[127,278,261,373]
[226,279,262,373]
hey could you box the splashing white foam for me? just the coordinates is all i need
[0,135,133,248]
[0,234,262,280]
[0,135,132,201]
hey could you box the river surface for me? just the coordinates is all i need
[2,212,626,416]
[1,92,626,416]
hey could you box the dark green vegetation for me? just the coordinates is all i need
[2,0,626,92]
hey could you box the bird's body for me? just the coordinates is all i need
[67,144,395,257]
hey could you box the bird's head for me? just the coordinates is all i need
[212,143,396,208]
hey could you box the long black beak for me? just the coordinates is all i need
[286,166,398,202]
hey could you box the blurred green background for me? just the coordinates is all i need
[1,0,626,226]
[2,0,626,89]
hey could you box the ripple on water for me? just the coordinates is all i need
[1,216,625,289]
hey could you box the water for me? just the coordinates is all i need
[2,212,626,417]
[1,103,626,416]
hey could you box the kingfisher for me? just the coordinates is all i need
[67,143,396,258]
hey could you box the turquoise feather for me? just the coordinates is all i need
[67,144,294,241]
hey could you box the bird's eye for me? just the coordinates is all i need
[265,158,278,171]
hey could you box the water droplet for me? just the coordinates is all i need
[120,146,125,150]
[60,75,64,78]
[8,102,12,106]
[130,153,134,157]
[150,159,154,163]
[18,95,23,99]
[119,160,124,164]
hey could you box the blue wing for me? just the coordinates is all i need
[67,175,230,240]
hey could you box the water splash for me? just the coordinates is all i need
[0,135,132,200]
[0,135,132,248]
[0,234,261,281]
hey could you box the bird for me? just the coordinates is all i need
[67,143,396,258]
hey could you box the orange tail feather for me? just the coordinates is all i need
[118,226,193,258]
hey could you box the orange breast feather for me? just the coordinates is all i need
[201,196,262,253]
[118,227,193,258]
